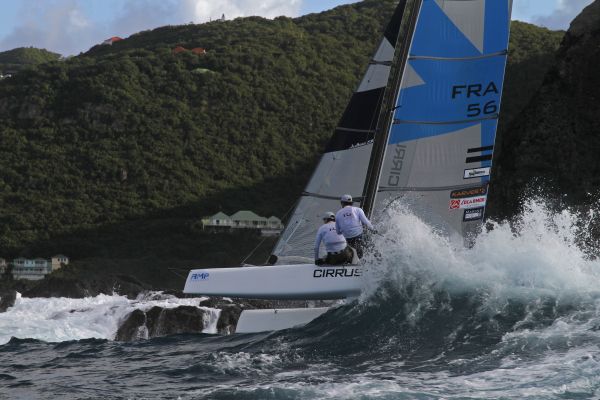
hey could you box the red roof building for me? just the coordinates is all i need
[102,36,123,45]
[191,47,207,55]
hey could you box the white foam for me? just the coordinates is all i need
[362,199,600,313]
[0,292,220,344]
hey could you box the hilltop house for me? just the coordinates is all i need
[173,46,207,55]
[202,211,284,236]
[1,255,70,280]
[12,258,52,280]
[51,255,69,271]
[102,36,123,45]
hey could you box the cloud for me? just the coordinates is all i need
[0,0,304,56]
[531,0,594,30]
[0,0,97,55]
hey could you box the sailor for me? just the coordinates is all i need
[335,194,374,258]
[314,212,354,265]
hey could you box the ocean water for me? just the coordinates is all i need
[2,201,600,399]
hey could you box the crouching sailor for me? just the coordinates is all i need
[314,212,354,266]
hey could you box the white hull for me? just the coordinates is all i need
[236,307,331,333]
[183,264,363,300]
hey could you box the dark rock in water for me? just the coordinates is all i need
[490,0,600,218]
[115,309,147,341]
[0,290,17,312]
[115,306,206,341]
[217,304,243,335]
[146,306,205,337]
[23,277,89,298]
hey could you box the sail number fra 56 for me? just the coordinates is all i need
[452,82,499,118]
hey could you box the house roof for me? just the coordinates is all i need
[210,212,230,220]
[267,216,281,222]
[103,36,123,44]
[230,210,266,221]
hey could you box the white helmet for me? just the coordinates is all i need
[322,211,335,221]
[341,194,353,203]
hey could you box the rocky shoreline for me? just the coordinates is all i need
[0,275,326,340]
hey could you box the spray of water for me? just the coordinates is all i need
[363,199,600,309]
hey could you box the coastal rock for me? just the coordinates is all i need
[490,0,600,217]
[115,306,206,341]
[23,274,149,299]
[114,309,147,341]
[0,290,17,312]
[23,277,89,298]
[216,304,243,335]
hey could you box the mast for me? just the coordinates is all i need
[361,0,423,218]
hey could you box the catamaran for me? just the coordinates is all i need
[184,0,513,333]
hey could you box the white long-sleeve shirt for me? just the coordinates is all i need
[335,206,373,239]
[314,221,347,259]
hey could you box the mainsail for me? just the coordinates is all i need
[272,0,513,260]
[372,0,513,243]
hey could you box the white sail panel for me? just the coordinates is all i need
[273,146,373,259]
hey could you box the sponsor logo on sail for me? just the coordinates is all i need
[450,186,488,199]
[313,268,362,278]
[190,272,210,281]
[449,196,487,210]
[463,207,485,221]
[463,167,491,179]
[387,144,407,187]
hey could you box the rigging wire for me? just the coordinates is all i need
[239,197,300,266]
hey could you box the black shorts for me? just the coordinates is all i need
[325,246,354,265]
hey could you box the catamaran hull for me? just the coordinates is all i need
[236,308,331,333]
[183,264,363,300]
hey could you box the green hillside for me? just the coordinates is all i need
[0,1,563,288]
[0,47,61,73]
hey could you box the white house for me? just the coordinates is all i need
[202,211,284,236]
[12,258,52,280]
[9,255,69,280]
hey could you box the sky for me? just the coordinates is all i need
[0,0,595,56]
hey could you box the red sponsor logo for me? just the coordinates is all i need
[449,196,487,210]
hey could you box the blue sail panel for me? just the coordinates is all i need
[411,0,511,57]
[395,56,508,124]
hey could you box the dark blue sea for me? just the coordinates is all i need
[2,202,600,399]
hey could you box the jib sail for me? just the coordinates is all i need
[271,1,410,262]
